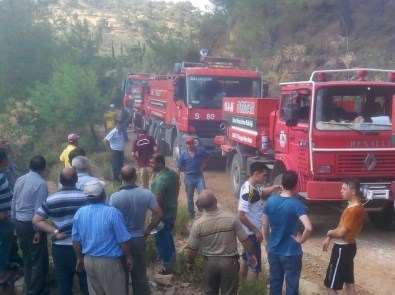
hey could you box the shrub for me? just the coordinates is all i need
[239,280,267,295]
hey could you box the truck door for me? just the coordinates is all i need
[274,93,294,154]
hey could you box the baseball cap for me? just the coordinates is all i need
[184,137,195,144]
[83,180,106,199]
[67,133,80,143]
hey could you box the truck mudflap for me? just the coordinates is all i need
[305,181,395,202]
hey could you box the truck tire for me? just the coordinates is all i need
[172,136,180,164]
[230,153,246,198]
[368,202,395,231]
[270,161,286,185]
[154,127,167,155]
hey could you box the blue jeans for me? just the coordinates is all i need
[154,218,176,267]
[0,219,14,277]
[268,252,302,295]
[184,174,205,214]
[52,244,89,295]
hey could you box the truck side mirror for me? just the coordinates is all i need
[173,77,185,102]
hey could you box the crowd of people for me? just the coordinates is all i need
[0,122,365,295]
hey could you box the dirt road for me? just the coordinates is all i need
[177,162,395,294]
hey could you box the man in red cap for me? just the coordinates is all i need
[177,137,210,219]
[60,134,80,168]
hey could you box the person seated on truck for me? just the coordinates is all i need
[322,97,364,123]
[363,96,383,122]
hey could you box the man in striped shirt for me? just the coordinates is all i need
[33,168,89,295]
[0,149,13,285]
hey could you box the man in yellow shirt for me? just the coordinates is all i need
[104,104,117,134]
[59,134,79,168]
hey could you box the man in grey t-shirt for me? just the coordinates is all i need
[110,165,162,295]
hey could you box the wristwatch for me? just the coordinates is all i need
[53,229,59,235]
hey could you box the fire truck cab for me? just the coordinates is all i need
[219,69,395,230]
[142,57,264,163]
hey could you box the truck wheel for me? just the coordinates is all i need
[230,153,246,198]
[368,202,395,231]
[270,161,286,185]
[172,136,180,164]
[154,127,167,155]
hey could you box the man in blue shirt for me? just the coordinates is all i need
[71,156,100,191]
[12,155,49,295]
[72,179,133,295]
[103,120,125,184]
[263,170,313,295]
[177,137,210,219]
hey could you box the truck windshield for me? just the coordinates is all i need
[131,81,143,100]
[315,85,394,131]
[187,76,261,109]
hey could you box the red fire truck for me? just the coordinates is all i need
[217,69,395,230]
[140,57,265,162]
[122,73,154,109]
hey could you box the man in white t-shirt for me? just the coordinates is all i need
[238,162,279,280]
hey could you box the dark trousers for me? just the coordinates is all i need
[0,219,14,276]
[202,256,240,295]
[127,237,150,295]
[15,220,48,295]
[52,244,89,295]
[111,150,124,183]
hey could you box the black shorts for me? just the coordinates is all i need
[324,243,357,290]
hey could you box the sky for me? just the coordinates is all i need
[161,0,214,11]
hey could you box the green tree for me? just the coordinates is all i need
[0,0,58,99]
[30,61,104,142]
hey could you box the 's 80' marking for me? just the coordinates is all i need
[194,113,216,120]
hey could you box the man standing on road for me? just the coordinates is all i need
[131,129,157,189]
[71,156,100,191]
[60,133,80,168]
[103,120,125,184]
[32,168,89,295]
[110,165,163,295]
[72,179,133,295]
[177,137,210,219]
[150,154,179,274]
[12,155,49,295]
[322,178,365,295]
[263,170,313,295]
[186,189,257,295]
[238,162,279,281]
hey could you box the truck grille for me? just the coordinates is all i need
[336,153,395,175]
[190,120,226,139]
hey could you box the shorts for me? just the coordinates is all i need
[324,243,357,290]
[241,234,262,273]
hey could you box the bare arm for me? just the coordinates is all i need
[144,205,163,236]
[73,241,85,272]
[120,240,134,270]
[261,185,281,198]
[292,214,313,244]
[262,214,269,242]
[327,225,348,239]
[186,246,198,273]
[238,211,263,242]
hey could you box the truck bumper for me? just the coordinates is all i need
[305,181,395,210]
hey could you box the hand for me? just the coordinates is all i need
[247,254,257,268]
[143,228,151,236]
[76,258,85,272]
[126,256,134,270]
[33,232,41,244]
[322,237,331,252]
[186,262,194,273]
[54,232,66,240]
[253,229,263,243]
[291,232,303,244]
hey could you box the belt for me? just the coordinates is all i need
[204,254,239,260]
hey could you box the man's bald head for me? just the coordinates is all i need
[59,167,78,187]
[120,165,137,183]
[198,189,217,211]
